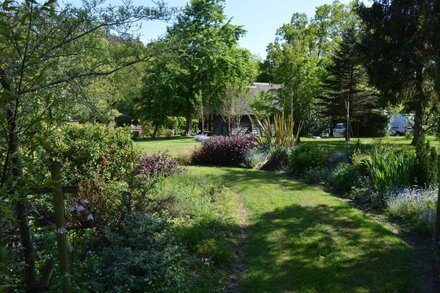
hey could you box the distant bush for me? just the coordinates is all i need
[289,144,327,175]
[191,135,257,166]
[330,163,359,193]
[386,188,437,234]
[137,152,184,178]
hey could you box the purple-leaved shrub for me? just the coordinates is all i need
[191,134,257,166]
[137,152,184,178]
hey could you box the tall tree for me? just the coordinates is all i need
[163,0,253,135]
[357,0,434,145]
[317,24,379,141]
[0,1,168,290]
[265,1,354,141]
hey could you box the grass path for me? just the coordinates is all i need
[189,166,421,292]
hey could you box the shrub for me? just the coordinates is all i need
[136,152,184,178]
[360,145,415,192]
[330,163,359,193]
[242,148,268,168]
[386,188,437,233]
[76,213,188,292]
[60,124,138,183]
[191,134,257,166]
[262,147,290,171]
[289,143,326,176]
[304,166,332,185]
[164,129,174,137]
[413,136,437,188]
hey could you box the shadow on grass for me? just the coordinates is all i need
[186,167,421,291]
[213,168,311,193]
[241,203,419,292]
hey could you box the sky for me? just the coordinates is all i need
[66,0,352,58]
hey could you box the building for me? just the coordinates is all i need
[200,82,281,136]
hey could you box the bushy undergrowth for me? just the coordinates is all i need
[355,146,415,193]
[289,143,327,175]
[191,134,257,166]
[266,140,439,236]
[75,213,188,292]
[69,171,239,292]
[263,147,291,171]
[386,188,438,233]
[137,152,184,178]
[330,163,359,193]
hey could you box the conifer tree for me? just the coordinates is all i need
[317,24,378,141]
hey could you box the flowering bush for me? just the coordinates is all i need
[386,188,437,233]
[191,134,257,166]
[136,152,184,178]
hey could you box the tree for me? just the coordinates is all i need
[162,0,253,135]
[357,0,434,145]
[0,1,169,290]
[317,24,380,141]
[265,1,353,142]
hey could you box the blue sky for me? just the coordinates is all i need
[66,0,352,58]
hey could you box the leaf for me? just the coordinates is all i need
[427,200,436,210]
[2,0,13,11]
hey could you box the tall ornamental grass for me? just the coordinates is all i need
[357,146,415,192]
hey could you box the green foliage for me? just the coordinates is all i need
[330,162,359,193]
[414,136,438,188]
[289,144,327,175]
[265,2,354,137]
[59,124,138,183]
[75,213,188,292]
[317,23,380,141]
[136,0,254,135]
[359,146,415,193]
[263,147,291,171]
[253,112,295,148]
[303,166,332,185]
[357,0,434,145]
[386,188,438,234]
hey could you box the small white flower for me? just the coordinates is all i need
[86,213,94,221]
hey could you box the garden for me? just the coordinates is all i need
[2,0,440,292]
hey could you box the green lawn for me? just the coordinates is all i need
[135,137,423,292]
[302,135,439,153]
[134,136,200,155]
[189,166,419,292]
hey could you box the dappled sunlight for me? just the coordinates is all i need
[242,204,417,292]
[187,166,420,292]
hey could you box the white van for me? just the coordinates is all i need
[389,115,413,136]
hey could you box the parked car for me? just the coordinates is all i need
[332,123,346,138]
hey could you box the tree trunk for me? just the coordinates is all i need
[184,115,192,137]
[345,99,351,142]
[152,124,159,138]
[5,101,37,291]
[50,161,72,293]
[412,98,424,146]
[411,78,425,146]
[294,121,302,144]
